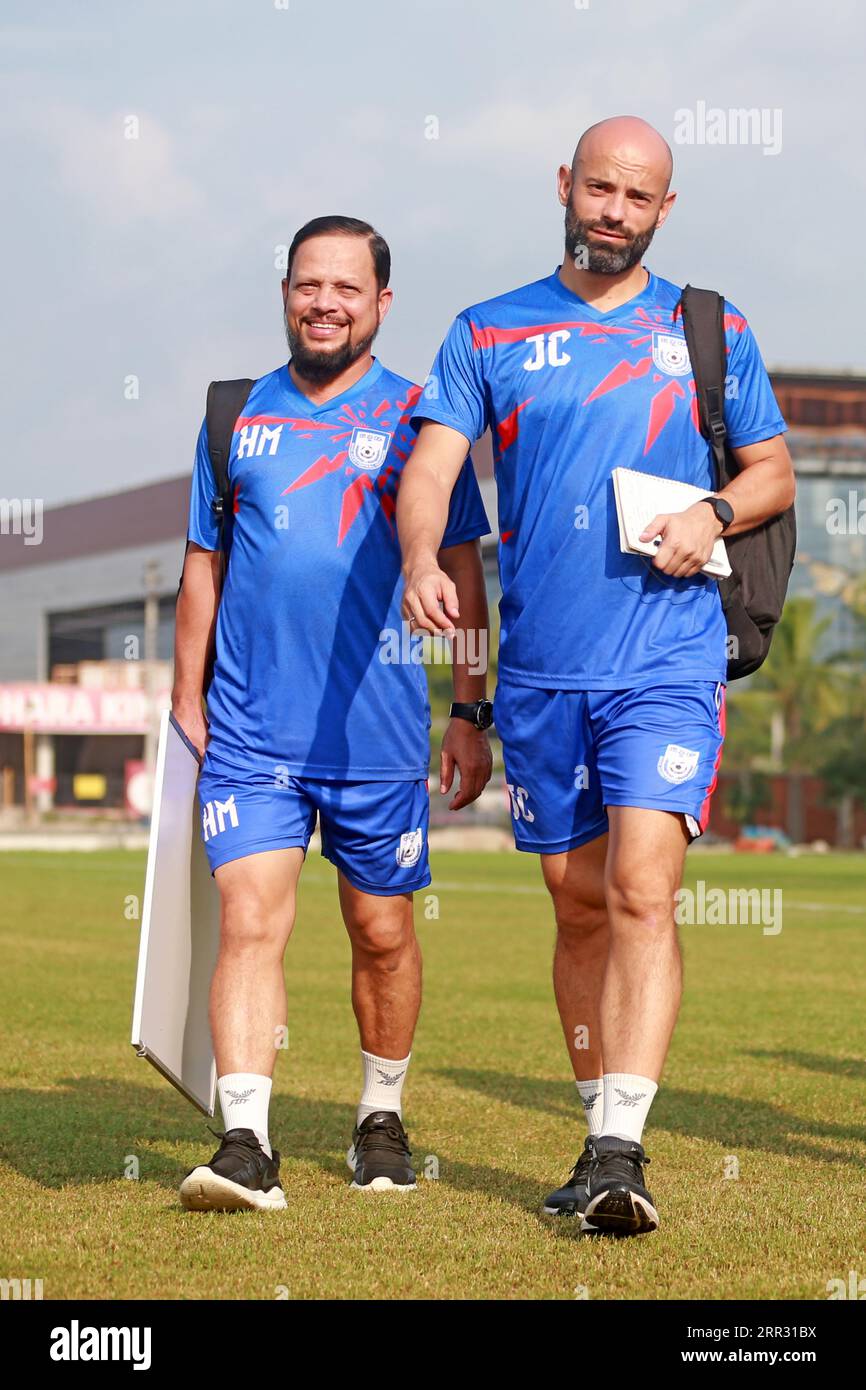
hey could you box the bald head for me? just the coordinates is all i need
[572,116,673,193]
[558,115,676,278]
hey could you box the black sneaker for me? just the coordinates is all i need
[179,1127,287,1211]
[349,1111,416,1192]
[582,1135,659,1234]
[541,1136,597,1224]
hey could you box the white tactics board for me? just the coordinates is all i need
[131,710,220,1115]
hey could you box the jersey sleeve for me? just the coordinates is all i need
[187,418,220,550]
[410,312,490,445]
[440,457,491,548]
[722,306,787,448]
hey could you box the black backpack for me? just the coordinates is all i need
[177,380,254,692]
[677,285,796,680]
[178,378,254,592]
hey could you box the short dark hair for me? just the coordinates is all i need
[286,215,391,291]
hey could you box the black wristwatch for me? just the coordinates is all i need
[450,699,494,730]
[700,496,735,534]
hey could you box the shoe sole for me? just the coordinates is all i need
[583,1187,659,1234]
[350,1177,417,1192]
[179,1167,287,1212]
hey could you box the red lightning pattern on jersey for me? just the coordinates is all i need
[471,301,746,459]
[583,357,652,404]
[471,318,635,349]
[266,390,421,545]
[645,379,686,454]
[498,398,534,450]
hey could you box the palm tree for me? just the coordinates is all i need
[812,578,866,845]
[750,598,844,842]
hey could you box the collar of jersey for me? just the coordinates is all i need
[545,265,658,321]
[277,355,385,415]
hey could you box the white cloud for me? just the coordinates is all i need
[48,106,204,225]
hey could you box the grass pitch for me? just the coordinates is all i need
[0,848,864,1301]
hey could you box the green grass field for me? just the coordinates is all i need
[1,848,864,1301]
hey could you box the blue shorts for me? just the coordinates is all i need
[493,680,726,854]
[197,755,431,895]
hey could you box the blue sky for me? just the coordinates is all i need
[3,0,862,505]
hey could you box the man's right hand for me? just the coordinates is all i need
[401,556,460,636]
[171,697,209,760]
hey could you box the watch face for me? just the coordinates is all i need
[476,701,494,729]
[715,498,734,528]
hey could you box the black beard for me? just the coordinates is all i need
[284,317,377,384]
[564,204,656,274]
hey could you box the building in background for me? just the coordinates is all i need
[0,451,495,818]
[0,477,183,817]
[0,373,863,839]
[772,373,866,652]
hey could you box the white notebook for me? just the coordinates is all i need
[131,710,219,1115]
[612,466,732,579]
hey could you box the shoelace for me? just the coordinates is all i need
[592,1147,650,1179]
[206,1126,266,1164]
[568,1148,593,1183]
[357,1121,411,1157]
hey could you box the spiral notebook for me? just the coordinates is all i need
[612,466,732,579]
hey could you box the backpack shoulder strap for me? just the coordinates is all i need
[676,285,728,485]
[176,377,255,602]
[205,378,255,535]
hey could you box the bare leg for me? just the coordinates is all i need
[542,833,609,1081]
[210,847,304,1076]
[338,874,421,1058]
[601,807,689,1081]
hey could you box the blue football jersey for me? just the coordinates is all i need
[413,268,787,690]
[187,357,490,779]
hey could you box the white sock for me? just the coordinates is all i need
[357,1050,411,1125]
[601,1072,658,1145]
[576,1078,604,1137]
[217,1073,272,1157]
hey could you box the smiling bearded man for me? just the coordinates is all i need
[173,216,492,1210]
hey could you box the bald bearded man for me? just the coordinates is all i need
[398,116,795,1234]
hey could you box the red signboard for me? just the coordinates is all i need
[0,684,171,734]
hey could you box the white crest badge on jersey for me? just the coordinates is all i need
[348,427,392,471]
[657,744,700,785]
[396,828,423,868]
[652,332,692,377]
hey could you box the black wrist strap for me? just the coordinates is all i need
[700,496,731,532]
[450,701,490,727]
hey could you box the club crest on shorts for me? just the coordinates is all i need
[396,828,423,867]
[657,744,700,785]
[651,332,691,377]
[348,427,392,471]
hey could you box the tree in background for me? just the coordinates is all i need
[814,575,866,846]
[722,684,776,828]
[739,597,845,842]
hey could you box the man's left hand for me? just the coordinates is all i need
[439,718,493,810]
[639,501,724,579]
